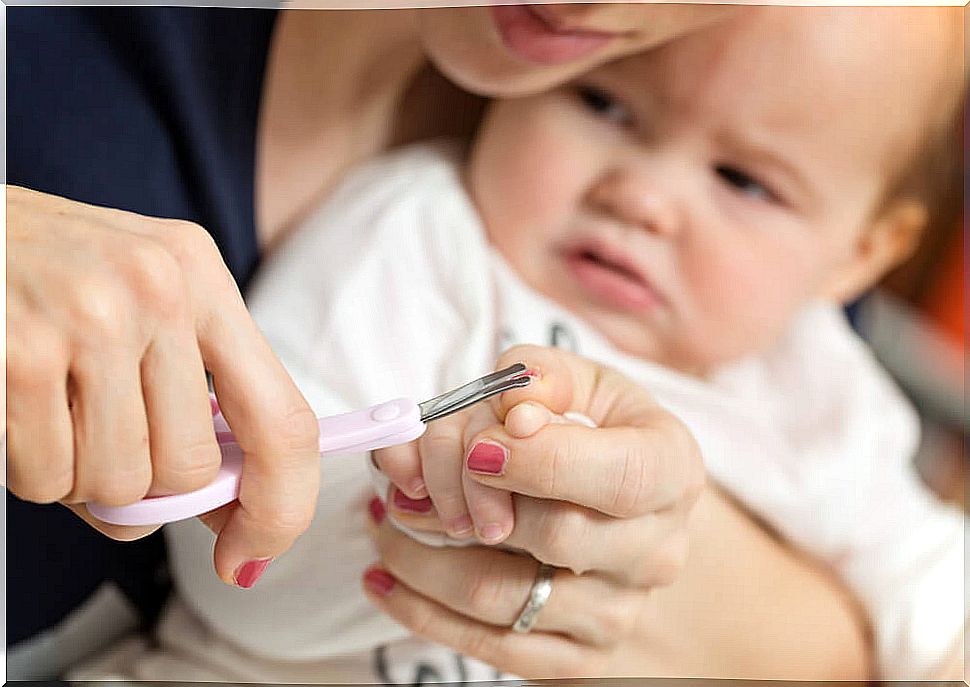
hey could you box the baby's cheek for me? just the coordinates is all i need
[686,250,803,361]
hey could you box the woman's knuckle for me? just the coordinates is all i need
[274,405,321,455]
[610,446,653,517]
[72,278,130,341]
[402,599,438,639]
[159,219,220,267]
[595,596,637,642]
[536,506,587,569]
[261,505,313,537]
[156,441,221,491]
[457,626,495,662]
[89,471,151,507]
[466,563,503,615]
[19,468,74,504]
[7,324,64,390]
[125,242,184,316]
[646,535,690,587]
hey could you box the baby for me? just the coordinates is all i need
[151,5,964,682]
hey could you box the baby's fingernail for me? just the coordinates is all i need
[466,441,508,475]
[446,515,474,538]
[363,566,396,597]
[407,478,427,498]
[392,489,433,514]
[505,402,554,438]
[478,523,506,544]
[233,557,273,589]
[368,496,386,524]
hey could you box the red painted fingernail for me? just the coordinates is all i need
[466,441,508,475]
[363,567,396,596]
[392,489,433,513]
[368,497,386,524]
[234,557,273,589]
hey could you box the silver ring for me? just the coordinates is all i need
[511,563,556,633]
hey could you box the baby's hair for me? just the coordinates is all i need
[875,67,965,299]
[878,58,966,241]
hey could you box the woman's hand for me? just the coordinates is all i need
[364,345,705,672]
[6,186,320,587]
[362,345,870,678]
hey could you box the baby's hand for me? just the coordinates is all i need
[372,395,515,544]
[372,348,594,546]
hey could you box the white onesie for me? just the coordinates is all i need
[71,141,965,684]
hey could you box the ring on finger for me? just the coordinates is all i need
[511,562,557,633]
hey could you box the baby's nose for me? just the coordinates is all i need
[586,166,680,237]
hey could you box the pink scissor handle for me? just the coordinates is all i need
[86,397,427,526]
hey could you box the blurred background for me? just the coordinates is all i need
[854,132,965,511]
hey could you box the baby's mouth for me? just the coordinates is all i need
[563,242,663,313]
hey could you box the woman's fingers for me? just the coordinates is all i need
[201,306,321,586]
[8,187,323,580]
[415,402,513,541]
[490,344,667,432]
[373,442,427,499]
[139,321,222,497]
[362,565,597,679]
[461,470,514,545]
[5,314,74,502]
[418,412,475,538]
[464,415,704,518]
[66,349,152,507]
[367,507,638,650]
[503,495,691,587]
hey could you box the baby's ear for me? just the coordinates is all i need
[821,199,928,304]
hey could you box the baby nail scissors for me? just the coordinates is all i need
[87,363,532,526]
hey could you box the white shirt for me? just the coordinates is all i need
[73,141,965,683]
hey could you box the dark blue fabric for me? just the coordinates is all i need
[7,7,277,646]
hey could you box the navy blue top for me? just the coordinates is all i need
[7,7,277,646]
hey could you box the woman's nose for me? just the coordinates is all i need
[586,166,679,237]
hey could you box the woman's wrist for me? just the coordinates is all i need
[614,484,872,679]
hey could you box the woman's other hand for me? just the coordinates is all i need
[6,186,320,588]
[362,345,869,678]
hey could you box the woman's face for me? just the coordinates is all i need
[416,3,733,97]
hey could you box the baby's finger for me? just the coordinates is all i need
[420,414,474,538]
[490,345,660,432]
[373,442,427,499]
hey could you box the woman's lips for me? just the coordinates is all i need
[563,243,664,313]
[490,5,619,66]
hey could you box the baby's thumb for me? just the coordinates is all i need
[505,401,597,438]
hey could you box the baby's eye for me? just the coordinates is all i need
[575,85,632,127]
[715,165,778,203]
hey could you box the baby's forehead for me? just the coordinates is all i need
[600,7,960,162]
[605,8,957,117]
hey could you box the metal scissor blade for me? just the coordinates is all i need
[418,363,532,423]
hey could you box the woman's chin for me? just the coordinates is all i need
[417,7,586,98]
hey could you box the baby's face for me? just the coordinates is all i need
[469,7,954,375]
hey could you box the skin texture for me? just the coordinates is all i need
[7,4,726,585]
[471,6,957,375]
[369,6,963,678]
[10,3,943,678]
[369,347,869,679]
